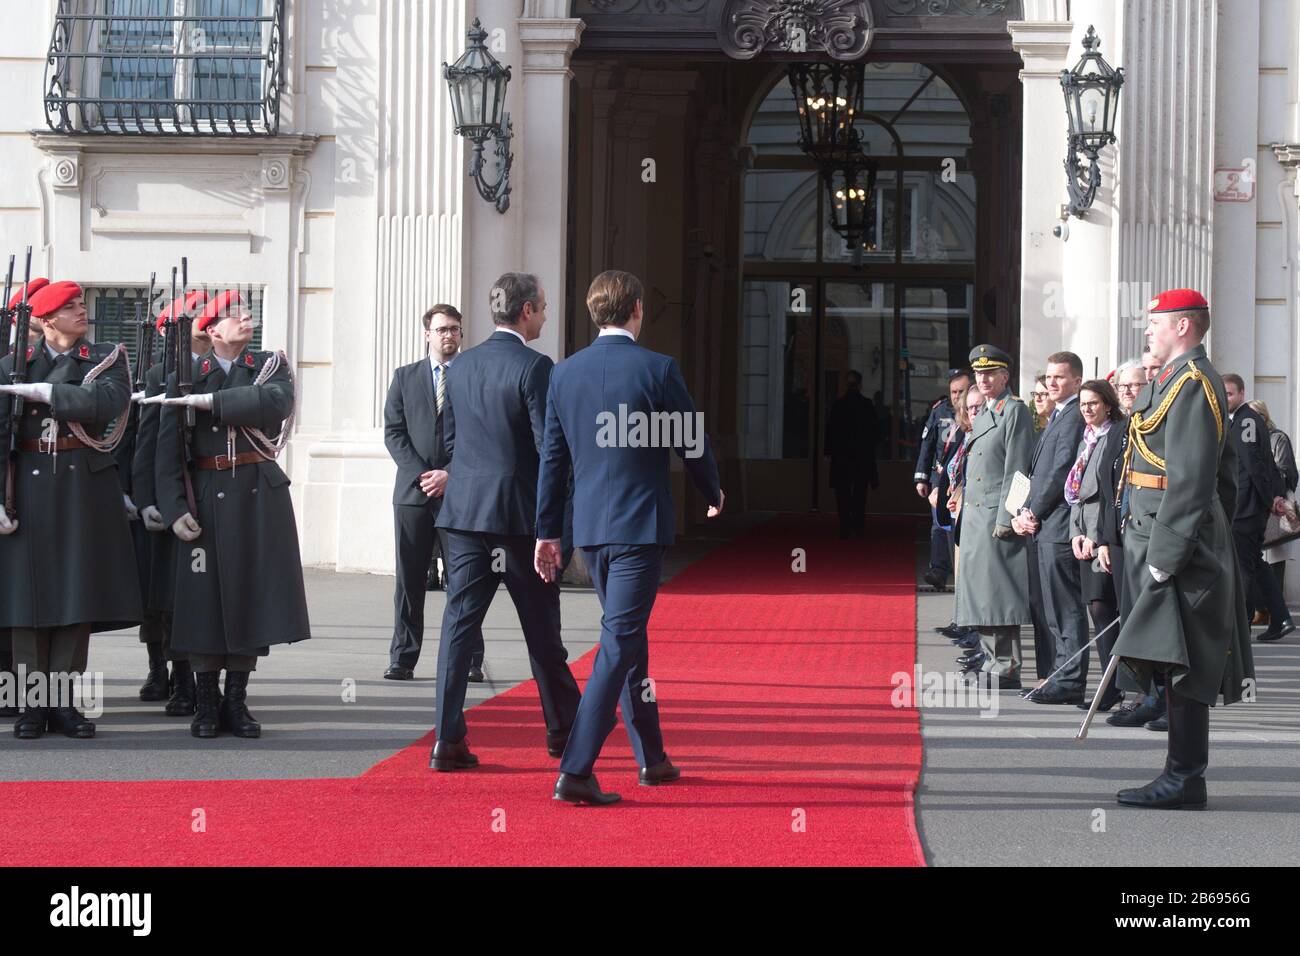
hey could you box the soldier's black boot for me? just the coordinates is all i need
[221,671,261,739]
[165,660,197,716]
[139,641,169,702]
[46,706,95,739]
[13,706,47,740]
[191,672,222,739]
[1116,682,1208,810]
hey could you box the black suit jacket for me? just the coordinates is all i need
[384,357,450,508]
[1027,397,1086,544]
[1229,404,1283,523]
[436,330,551,536]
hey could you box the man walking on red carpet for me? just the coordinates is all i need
[536,270,723,806]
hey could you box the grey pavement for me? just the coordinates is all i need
[914,543,1300,866]
[0,525,741,783]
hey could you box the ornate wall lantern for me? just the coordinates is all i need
[1059,25,1124,217]
[788,61,864,163]
[444,18,513,213]
[826,157,878,265]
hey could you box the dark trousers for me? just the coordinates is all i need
[560,544,667,777]
[1234,516,1290,625]
[1039,540,1090,691]
[435,530,579,744]
[391,505,482,669]
[929,510,953,576]
[833,479,866,539]
[1026,538,1054,679]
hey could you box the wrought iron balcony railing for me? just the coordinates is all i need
[44,0,285,136]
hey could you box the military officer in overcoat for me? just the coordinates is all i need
[146,290,310,739]
[1112,289,1254,810]
[130,291,212,717]
[0,280,142,738]
[953,344,1035,689]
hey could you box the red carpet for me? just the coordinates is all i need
[0,516,924,866]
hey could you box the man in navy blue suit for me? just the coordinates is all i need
[535,270,723,806]
[428,273,582,772]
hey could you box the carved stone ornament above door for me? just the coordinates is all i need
[718,1,873,60]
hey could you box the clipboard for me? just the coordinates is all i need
[1004,470,1031,516]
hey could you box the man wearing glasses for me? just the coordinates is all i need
[383,304,484,681]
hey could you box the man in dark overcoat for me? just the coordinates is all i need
[147,290,310,739]
[0,280,142,739]
[824,369,877,539]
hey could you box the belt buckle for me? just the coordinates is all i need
[215,454,231,470]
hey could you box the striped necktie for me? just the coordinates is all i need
[435,363,447,415]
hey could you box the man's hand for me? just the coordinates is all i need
[1097,544,1111,574]
[927,488,939,509]
[131,389,147,404]
[140,393,214,410]
[0,510,16,535]
[420,469,449,498]
[124,494,140,522]
[0,382,53,404]
[141,505,167,532]
[915,482,930,498]
[1149,565,1170,583]
[172,513,203,542]
[535,538,562,583]
[707,489,725,518]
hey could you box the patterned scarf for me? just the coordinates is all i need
[1065,420,1111,506]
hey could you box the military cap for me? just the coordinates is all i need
[1147,288,1208,313]
[7,277,49,314]
[28,280,82,318]
[969,343,1011,371]
[156,289,211,332]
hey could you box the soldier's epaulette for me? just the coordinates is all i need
[80,341,118,362]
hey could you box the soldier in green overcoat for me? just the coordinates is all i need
[954,344,1035,690]
[1112,288,1254,810]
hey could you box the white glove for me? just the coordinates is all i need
[140,393,214,410]
[131,390,147,404]
[0,382,54,404]
[0,510,16,535]
[124,494,139,521]
[1149,565,1170,583]
[172,512,203,541]
[142,505,167,532]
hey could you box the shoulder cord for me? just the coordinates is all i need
[1115,360,1225,506]
[225,350,296,469]
[43,346,132,476]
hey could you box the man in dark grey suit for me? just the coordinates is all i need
[382,304,484,681]
[1015,350,1089,704]
[429,273,581,772]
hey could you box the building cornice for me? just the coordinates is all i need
[1006,19,1073,78]
[29,132,320,158]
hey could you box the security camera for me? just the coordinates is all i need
[1053,221,1070,241]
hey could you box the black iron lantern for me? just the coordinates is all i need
[788,61,864,163]
[826,157,878,266]
[1059,25,1124,216]
[444,18,513,213]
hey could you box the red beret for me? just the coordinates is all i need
[196,290,244,331]
[1147,288,1208,313]
[155,290,211,331]
[28,280,83,318]
[7,277,49,313]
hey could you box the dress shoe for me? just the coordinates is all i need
[1117,772,1206,810]
[1144,714,1169,732]
[430,738,479,772]
[47,706,95,739]
[923,568,947,590]
[954,631,981,649]
[221,672,261,738]
[546,729,569,758]
[639,756,681,786]
[1027,684,1084,705]
[553,772,621,806]
[959,654,987,674]
[191,671,222,739]
[1076,689,1124,712]
[13,708,47,739]
[1257,618,1296,642]
[139,663,169,702]
[956,651,983,666]
[1106,697,1161,727]
[467,664,485,683]
[971,671,1021,691]
[936,621,961,637]
[384,664,414,681]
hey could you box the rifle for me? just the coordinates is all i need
[163,262,197,518]
[177,257,194,430]
[1,255,14,357]
[133,272,157,391]
[4,246,34,520]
